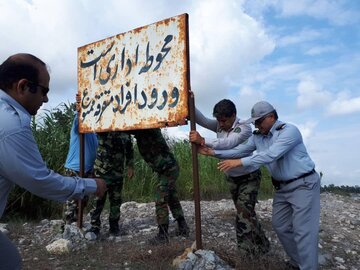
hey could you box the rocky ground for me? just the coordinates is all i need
[1,192,359,269]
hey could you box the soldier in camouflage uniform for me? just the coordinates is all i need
[89,131,134,237]
[132,128,189,244]
[190,99,270,254]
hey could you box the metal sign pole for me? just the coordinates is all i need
[188,92,202,250]
[184,14,202,250]
[77,133,85,228]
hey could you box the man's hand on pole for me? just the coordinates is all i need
[75,93,81,112]
[189,130,205,145]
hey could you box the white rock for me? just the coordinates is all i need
[49,219,64,226]
[84,232,97,241]
[46,239,71,254]
[334,257,345,263]
[0,228,9,234]
[40,219,49,225]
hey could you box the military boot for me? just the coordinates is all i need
[109,220,121,236]
[176,217,189,237]
[88,226,100,239]
[148,224,169,245]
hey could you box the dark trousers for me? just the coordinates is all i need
[0,230,22,270]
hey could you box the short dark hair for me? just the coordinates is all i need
[0,53,46,91]
[213,99,237,118]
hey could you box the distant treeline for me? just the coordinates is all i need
[321,184,360,194]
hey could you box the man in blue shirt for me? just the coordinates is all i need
[199,101,320,270]
[0,53,106,269]
[63,112,98,225]
[190,99,270,254]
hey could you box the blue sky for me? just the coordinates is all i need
[1,0,359,186]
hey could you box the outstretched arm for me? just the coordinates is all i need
[217,159,243,172]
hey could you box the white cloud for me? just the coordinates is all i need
[230,62,305,99]
[236,86,266,118]
[295,120,317,144]
[305,45,337,56]
[244,0,360,26]
[296,78,360,116]
[274,0,360,26]
[296,77,332,109]
[189,0,275,110]
[277,29,322,47]
[307,124,360,186]
[296,77,360,116]
[327,93,360,116]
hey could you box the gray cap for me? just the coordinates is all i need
[245,101,275,124]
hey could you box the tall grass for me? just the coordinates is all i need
[2,104,274,221]
[123,137,274,202]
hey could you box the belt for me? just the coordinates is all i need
[229,170,260,182]
[272,169,315,190]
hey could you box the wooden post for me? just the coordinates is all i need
[188,91,202,250]
[77,133,85,228]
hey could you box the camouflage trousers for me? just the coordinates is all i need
[90,173,124,229]
[133,128,185,225]
[154,161,184,225]
[63,169,91,224]
[89,131,132,229]
[227,170,270,254]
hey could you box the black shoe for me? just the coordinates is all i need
[88,227,100,237]
[109,228,121,236]
[285,261,300,270]
[176,217,189,237]
[148,225,169,245]
[109,221,121,236]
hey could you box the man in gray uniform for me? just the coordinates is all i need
[200,101,320,270]
[190,99,270,254]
